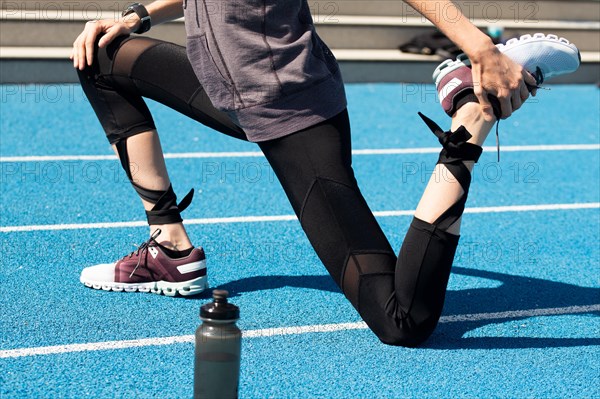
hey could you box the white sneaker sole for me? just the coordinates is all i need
[433,33,580,85]
[80,275,208,297]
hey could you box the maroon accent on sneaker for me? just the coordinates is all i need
[437,65,475,116]
[114,244,206,284]
[438,64,505,120]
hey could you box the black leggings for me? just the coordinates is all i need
[78,36,464,346]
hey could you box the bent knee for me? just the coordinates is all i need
[78,35,133,78]
[377,328,433,347]
[373,316,439,347]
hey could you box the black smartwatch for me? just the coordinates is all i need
[122,3,151,34]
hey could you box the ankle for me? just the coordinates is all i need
[156,242,194,259]
[451,103,495,146]
[452,102,486,128]
[150,223,193,251]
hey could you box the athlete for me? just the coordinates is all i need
[72,1,580,346]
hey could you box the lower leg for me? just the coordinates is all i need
[79,36,246,250]
[414,102,495,234]
[390,105,494,343]
[114,131,193,250]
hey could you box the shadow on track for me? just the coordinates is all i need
[191,266,600,349]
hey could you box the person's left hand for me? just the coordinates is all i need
[70,16,139,71]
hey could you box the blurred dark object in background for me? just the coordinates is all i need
[398,30,462,59]
[399,27,519,58]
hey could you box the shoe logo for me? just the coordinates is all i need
[149,246,159,259]
[439,77,463,102]
[177,260,206,274]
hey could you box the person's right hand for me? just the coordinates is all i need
[70,17,139,70]
[469,45,537,121]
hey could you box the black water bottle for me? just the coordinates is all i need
[194,290,241,399]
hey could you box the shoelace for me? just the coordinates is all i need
[128,229,162,278]
[494,68,545,162]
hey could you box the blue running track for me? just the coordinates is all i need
[1,83,599,398]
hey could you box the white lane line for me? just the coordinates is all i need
[0,336,196,359]
[1,144,598,162]
[1,203,598,233]
[1,304,598,359]
[0,215,297,233]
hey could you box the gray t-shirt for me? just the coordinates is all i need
[183,0,347,142]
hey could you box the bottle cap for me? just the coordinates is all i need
[200,290,240,321]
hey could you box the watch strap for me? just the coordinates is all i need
[122,3,151,34]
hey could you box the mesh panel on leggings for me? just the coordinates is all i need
[119,38,246,140]
[80,35,245,143]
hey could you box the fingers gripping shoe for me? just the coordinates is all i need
[434,33,581,117]
[80,230,208,297]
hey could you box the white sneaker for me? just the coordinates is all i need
[434,33,581,116]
